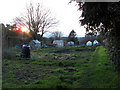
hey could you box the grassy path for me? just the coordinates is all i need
[81,46,120,88]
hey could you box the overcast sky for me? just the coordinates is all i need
[0,0,86,37]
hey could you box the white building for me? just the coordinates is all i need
[67,41,74,45]
[86,41,92,46]
[29,40,41,49]
[53,40,64,47]
[93,40,99,46]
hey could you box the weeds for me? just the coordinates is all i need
[2,46,120,88]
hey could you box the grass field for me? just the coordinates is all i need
[2,46,120,88]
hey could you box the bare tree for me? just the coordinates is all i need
[51,31,63,40]
[14,2,58,40]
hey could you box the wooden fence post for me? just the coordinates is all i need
[0,24,2,89]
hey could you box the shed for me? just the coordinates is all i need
[86,41,92,46]
[93,40,99,46]
[53,40,64,47]
[67,41,74,45]
[29,40,41,49]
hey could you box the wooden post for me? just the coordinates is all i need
[0,24,2,89]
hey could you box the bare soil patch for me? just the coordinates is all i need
[53,49,70,53]
[75,49,90,52]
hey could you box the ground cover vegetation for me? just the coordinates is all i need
[77,2,120,71]
[2,46,120,88]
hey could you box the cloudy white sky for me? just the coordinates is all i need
[0,0,86,37]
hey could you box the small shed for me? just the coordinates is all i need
[29,40,41,49]
[53,40,64,47]
[67,41,74,45]
[93,40,99,46]
[86,41,92,46]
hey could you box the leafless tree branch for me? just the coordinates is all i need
[13,2,58,40]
